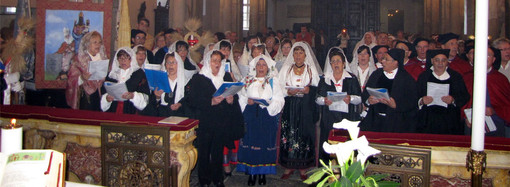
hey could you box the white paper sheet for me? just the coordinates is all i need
[426,82,449,107]
[285,86,305,90]
[88,60,109,80]
[327,91,347,102]
[464,108,497,133]
[366,87,389,99]
[329,101,348,113]
[104,82,128,101]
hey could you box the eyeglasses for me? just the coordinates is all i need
[330,59,343,64]
[118,56,131,61]
[136,36,146,40]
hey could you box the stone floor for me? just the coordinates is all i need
[189,165,311,187]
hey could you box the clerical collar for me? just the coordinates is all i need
[383,68,398,79]
[431,67,450,80]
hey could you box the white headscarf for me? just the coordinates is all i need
[324,47,352,85]
[109,47,140,82]
[168,40,200,70]
[213,39,243,81]
[201,43,216,65]
[248,54,278,78]
[349,44,377,81]
[352,32,377,58]
[199,50,226,89]
[132,45,149,69]
[161,52,189,103]
[278,41,321,87]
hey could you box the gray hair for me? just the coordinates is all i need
[492,38,510,49]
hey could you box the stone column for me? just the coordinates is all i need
[171,0,187,30]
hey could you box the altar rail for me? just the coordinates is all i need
[0,105,198,187]
[330,129,510,186]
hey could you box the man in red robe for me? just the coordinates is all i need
[405,38,429,81]
[295,26,312,45]
[463,47,510,137]
[439,33,472,76]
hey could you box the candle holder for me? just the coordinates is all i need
[466,149,486,186]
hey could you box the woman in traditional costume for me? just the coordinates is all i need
[349,45,377,91]
[187,50,244,187]
[274,39,293,71]
[150,52,190,117]
[360,48,418,133]
[100,47,150,114]
[237,54,284,186]
[351,32,377,58]
[278,41,321,180]
[316,47,362,161]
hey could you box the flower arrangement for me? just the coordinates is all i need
[304,119,399,187]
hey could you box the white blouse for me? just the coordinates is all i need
[100,68,149,112]
[239,77,285,116]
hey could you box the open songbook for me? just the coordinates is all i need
[327,91,348,102]
[144,64,172,93]
[213,82,245,97]
[104,82,128,101]
[0,150,65,187]
[249,97,270,106]
[366,87,389,100]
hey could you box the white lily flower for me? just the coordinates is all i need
[332,119,360,140]
[354,136,381,163]
[322,141,355,166]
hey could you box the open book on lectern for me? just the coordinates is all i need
[0,150,65,187]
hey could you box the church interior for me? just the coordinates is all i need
[0,0,509,186]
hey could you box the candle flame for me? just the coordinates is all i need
[11,118,16,125]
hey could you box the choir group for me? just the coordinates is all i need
[61,19,510,186]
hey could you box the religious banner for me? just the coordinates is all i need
[35,0,113,89]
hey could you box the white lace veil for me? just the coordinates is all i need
[324,47,352,85]
[160,51,188,102]
[199,50,226,89]
[109,47,140,81]
[278,41,321,87]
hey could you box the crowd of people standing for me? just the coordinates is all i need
[57,17,510,186]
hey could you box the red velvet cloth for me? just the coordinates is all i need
[329,129,510,151]
[0,105,198,131]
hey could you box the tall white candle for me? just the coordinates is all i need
[471,0,488,151]
[1,119,23,153]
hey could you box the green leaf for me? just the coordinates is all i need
[366,174,389,182]
[345,161,363,183]
[340,176,353,187]
[376,181,400,187]
[307,167,327,175]
[317,176,330,187]
[303,169,327,184]
[359,176,375,187]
